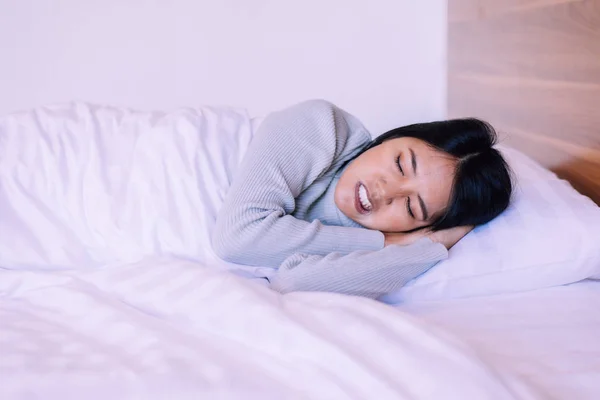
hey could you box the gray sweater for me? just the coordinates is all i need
[212,100,448,299]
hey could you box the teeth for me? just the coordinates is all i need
[358,184,372,210]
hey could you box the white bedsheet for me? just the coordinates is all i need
[400,280,600,400]
[0,258,541,399]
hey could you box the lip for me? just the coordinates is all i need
[354,182,371,215]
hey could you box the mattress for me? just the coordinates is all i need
[399,280,600,400]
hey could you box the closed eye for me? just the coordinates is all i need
[395,155,404,175]
[406,197,415,219]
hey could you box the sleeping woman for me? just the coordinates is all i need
[212,100,512,299]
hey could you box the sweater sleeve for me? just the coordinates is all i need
[212,99,384,267]
[268,238,448,299]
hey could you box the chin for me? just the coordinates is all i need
[342,204,359,223]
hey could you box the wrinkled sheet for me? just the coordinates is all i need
[0,102,258,273]
[0,258,541,399]
[400,280,600,400]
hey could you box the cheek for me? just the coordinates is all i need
[335,177,356,213]
[427,184,454,214]
[367,206,408,231]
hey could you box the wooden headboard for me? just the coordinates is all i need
[447,0,600,204]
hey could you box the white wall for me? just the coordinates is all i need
[0,0,446,135]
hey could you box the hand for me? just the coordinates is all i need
[427,225,473,249]
[384,225,473,250]
[383,230,429,247]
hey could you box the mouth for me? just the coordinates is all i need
[354,182,373,214]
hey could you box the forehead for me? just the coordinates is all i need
[382,136,432,150]
[382,137,453,165]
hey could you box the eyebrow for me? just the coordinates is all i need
[410,148,429,221]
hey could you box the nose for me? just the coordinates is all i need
[376,176,412,203]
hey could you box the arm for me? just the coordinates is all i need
[212,100,383,267]
[268,238,448,299]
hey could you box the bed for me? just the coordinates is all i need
[1,1,599,399]
[1,102,546,400]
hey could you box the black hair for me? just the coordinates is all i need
[363,118,512,231]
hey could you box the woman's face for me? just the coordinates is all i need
[335,137,458,233]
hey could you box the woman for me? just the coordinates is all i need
[212,100,512,299]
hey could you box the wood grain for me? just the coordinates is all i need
[449,0,586,22]
[448,0,600,204]
[449,0,600,83]
[448,74,600,148]
[504,130,600,203]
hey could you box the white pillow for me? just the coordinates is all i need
[381,146,600,303]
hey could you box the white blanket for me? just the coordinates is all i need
[0,103,540,398]
[400,280,600,400]
[0,258,541,399]
[0,102,256,272]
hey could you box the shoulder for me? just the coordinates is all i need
[281,98,337,116]
[248,99,373,178]
[269,99,372,154]
[262,99,340,133]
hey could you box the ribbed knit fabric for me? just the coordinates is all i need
[212,100,448,299]
[270,238,447,299]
